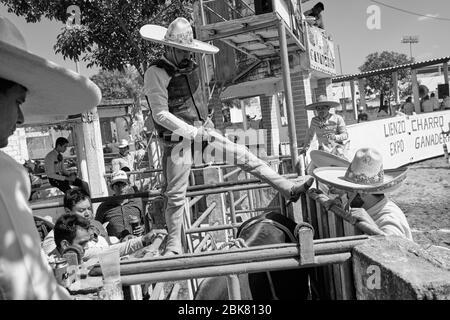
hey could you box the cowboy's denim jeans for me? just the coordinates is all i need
[161,129,297,254]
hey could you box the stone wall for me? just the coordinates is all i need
[352,236,450,299]
[1,128,28,163]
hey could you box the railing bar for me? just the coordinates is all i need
[191,202,217,229]
[203,4,228,22]
[223,167,241,180]
[189,195,205,207]
[120,253,352,286]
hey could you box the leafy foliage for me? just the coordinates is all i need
[90,66,143,100]
[359,51,414,99]
[2,0,194,77]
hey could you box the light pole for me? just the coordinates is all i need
[401,35,419,60]
[337,44,347,111]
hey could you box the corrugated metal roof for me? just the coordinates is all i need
[332,56,450,83]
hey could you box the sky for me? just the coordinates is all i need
[0,3,99,78]
[316,0,450,74]
[1,0,450,77]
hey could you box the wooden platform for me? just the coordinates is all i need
[198,12,305,59]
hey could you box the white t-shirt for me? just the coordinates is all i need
[366,197,413,240]
[42,228,144,260]
[0,151,71,299]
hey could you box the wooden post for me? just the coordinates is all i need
[297,226,314,265]
[350,79,357,120]
[357,78,366,111]
[73,108,108,200]
[73,125,89,185]
[240,99,248,130]
[444,62,449,85]
[392,72,400,104]
[226,274,241,300]
[278,21,301,175]
[411,69,421,114]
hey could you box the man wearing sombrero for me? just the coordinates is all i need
[301,95,349,158]
[0,16,101,299]
[313,148,412,240]
[140,17,314,255]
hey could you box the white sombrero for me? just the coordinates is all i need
[140,17,219,54]
[0,16,101,124]
[117,139,130,148]
[310,150,350,168]
[313,148,407,194]
[305,95,340,111]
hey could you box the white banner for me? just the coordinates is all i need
[346,111,450,169]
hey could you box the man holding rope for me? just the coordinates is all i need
[310,148,412,240]
[140,17,314,255]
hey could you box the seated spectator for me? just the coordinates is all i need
[111,139,145,173]
[402,97,415,115]
[422,95,433,113]
[44,189,166,260]
[95,170,145,240]
[44,137,91,196]
[304,2,325,29]
[53,214,91,259]
[357,106,369,123]
[442,95,450,109]
[430,92,440,111]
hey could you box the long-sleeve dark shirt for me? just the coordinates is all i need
[95,198,143,239]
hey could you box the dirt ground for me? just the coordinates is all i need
[390,156,450,249]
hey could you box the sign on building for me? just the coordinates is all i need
[306,25,336,76]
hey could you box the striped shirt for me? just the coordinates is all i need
[305,113,348,152]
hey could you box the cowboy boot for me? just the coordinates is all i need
[288,175,315,203]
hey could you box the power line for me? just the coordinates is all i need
[370,0,450,21]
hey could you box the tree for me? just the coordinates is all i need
[2,0,194,78]
[91,66,146,140]
[3,0,196,147]
[90,66,143,100]
[359,51,414,100]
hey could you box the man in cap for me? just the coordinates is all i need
[95,170,145,241]
[140,17,314,255]
[304,2,325,29]
[312,148,412,240]
[43,189,166,261]
[0,16,101,299]
[111,138,145,172]
[301,95,349,160]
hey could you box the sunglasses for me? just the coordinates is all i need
[111,181,127,188]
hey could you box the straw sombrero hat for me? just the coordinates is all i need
[305,95,340,111]
[140,17,219,54]
[0,16,101,123]
[313,148,407,194]
[117,139,130,149]
[310,150,350,168]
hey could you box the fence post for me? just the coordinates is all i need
[226,274,242,300]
